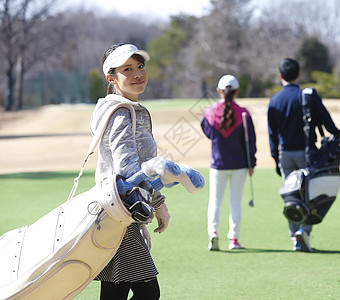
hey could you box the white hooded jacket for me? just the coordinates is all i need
[89,94,157,184]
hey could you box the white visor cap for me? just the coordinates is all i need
[217,75,239,90]
[102,44,150,75]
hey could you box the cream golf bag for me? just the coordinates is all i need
[0,175,149,300]
[0,102,205,300]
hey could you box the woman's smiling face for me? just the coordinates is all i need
[109,56,148,101]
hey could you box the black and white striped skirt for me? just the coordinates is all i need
[95,223,158,284]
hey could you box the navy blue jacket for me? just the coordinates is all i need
[268,83,339,162]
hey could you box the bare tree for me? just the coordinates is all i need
[0,0,20,110]
[17,0,64,109]
[256,0,340,73]
[177,0,340,97]
[241,4,306,95]
[48,10,162,73]
[180,0,340,97]
[0,0,59,110]
[181,0,253,96]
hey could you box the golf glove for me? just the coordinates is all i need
[274,156,281,177]
[150,191,166,208]
[140,223,151,250]
[275,164,281,177]
[154,203,170,233]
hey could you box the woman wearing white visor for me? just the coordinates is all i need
[91,43,170,299]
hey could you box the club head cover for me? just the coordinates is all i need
[141,157,205,194]
[155,164,205,193]
[141,157,181,184]
[176,164,205,193]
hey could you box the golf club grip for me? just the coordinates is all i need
[242,112,252,169]
[242,112,249,142]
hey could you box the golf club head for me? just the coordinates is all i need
[248,199,254,207]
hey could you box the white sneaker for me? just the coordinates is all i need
[229,239,242,250]
[295,230,312,252]
[208,237,220,251]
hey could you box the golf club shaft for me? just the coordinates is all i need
[242,112,254,205]
[249,170,254,200]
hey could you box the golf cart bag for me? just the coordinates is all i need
[280,135,340,224]
[0,102,205,300]
[280,88,340,225]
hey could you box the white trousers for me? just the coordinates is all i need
[207,168,247,240]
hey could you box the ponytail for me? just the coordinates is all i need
[219,86,236,130]
[107,82,114,95]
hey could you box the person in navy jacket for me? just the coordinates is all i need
[201,75,257,251]
[268,58,339,252]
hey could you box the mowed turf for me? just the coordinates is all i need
[0,169,339,299]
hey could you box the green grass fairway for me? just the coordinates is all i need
[1,169,339,299]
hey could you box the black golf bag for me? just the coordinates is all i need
[280,134,340,224]
[279,88,340,225]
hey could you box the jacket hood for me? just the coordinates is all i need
[89,94,138,135]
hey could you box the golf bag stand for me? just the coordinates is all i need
[280,88,340,225]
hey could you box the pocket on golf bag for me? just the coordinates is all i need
[280,170,340,225]
[282,195,310,224]
[280,169,309,224]
[304,174,340,224]
[304,195,336,225]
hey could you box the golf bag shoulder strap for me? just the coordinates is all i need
[302,88,314,167]
[67,102,136,201]
[302,88,313,120]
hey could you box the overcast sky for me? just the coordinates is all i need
[60,0,212,20]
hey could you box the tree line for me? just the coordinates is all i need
[1,0,340,111]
